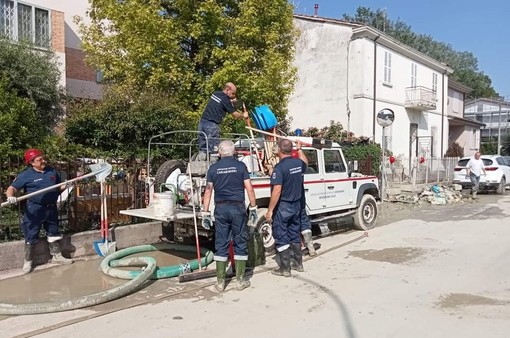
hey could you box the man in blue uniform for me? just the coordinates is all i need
[202,140,258,292]
[6,149,73,274]
[198,83,248,159]
[266,139,308,277]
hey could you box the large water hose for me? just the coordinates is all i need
[0,257,156,316]
[102,243,214,280]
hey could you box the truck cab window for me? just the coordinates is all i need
[324,149,346,173]
[303,149,318,174]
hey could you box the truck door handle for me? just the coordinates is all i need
[327,186,334,190]
[304,188,309,192]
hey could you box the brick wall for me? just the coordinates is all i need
[66,47,96,82]
[51,10,65,53]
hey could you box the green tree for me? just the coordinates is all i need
[0,38,65,133]
[76,0,297,124]
[0,78,39,160]
[342,7,497,98]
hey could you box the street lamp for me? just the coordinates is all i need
[377,108,395,203]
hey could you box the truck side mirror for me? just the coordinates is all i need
[348,160,358,172]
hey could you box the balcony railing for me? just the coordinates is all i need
[405,86,437,110]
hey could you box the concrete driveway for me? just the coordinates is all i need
[1,194,510,338]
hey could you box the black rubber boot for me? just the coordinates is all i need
[215,261,228,292]
[49,241,73,265]
[22,243,33,274]
[271,248,291,277]
[290,243,304,272]
[235,260,250,291]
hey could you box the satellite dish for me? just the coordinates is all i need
[376,108,395,127]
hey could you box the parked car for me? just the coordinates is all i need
[453,155,510,194]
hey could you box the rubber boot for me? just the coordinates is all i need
[235,260,250,291]
[22,243,33,274]
[215,261,227,292]
[49,241,73,265]
[302,231,317,256]
[290,243,304,272]
[271,248,291,277]
[472,191,478,199]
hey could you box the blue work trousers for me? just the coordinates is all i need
[198,119,220,153]
[272,200,301,251]
[22,200,60,245]
[300,207,311,233]
[214,203,248,261]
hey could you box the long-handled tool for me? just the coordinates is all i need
[93,179,117,257]
[1,163,113,208]
[245,126,333,149]
[178,151,213,283]
[244,103,265,173]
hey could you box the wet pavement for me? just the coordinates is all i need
[0,192,508,337]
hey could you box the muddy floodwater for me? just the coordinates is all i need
[0,248,198,305]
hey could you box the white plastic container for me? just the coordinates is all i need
[152,192,176,217]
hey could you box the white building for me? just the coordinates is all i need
[447,81,484,156]
[465,98,510,140]
[0,0,101,99]
[289,15,453,169]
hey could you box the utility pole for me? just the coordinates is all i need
[498,102,502,155]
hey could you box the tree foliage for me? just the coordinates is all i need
[342,7,498,98]
[444,142,464,158]
[0,78,39,160]
[64,85,194,159]
[0,38,65,134]
[76,0,297,123]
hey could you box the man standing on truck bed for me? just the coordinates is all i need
[266,139,308,277]
[198,83,248,160]
[202,140,258,292]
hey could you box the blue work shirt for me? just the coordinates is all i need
[271,157,307,202]
[207,156,249,203]
[10,166,62,204]
[200,91,236,124]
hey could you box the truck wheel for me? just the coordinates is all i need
[254,208,275,254]
[353,194,378,230]
[154,160,185,192]
[497,177,506,195]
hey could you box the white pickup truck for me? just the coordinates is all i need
[121,133,380,252]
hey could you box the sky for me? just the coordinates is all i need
[291,0,510,99]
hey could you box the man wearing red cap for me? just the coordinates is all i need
[5,149,73,274]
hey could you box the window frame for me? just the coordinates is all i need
[383,51,392,84]
[323,149,346,174]
[0,0,51,49]
[302,149,319,174]
[411,63,417,87]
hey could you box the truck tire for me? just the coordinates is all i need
[154,160,185,192]
[353,194,378,231]
[254,208,275,254]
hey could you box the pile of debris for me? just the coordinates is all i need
[389,184,465,205]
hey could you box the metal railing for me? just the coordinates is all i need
[405,86,437,110]
[0,159,148,242]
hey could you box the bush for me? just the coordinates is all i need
[444,142,464,157]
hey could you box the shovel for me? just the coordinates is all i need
[1,163,113,208]
[93,179,116,257]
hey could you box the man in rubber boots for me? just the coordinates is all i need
[202,140,258,292]
[266,139,308,277]
[197,82,248,160]
[5,149,73,274]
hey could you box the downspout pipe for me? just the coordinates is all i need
[441,71,446,157]
[372,35,381,140]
